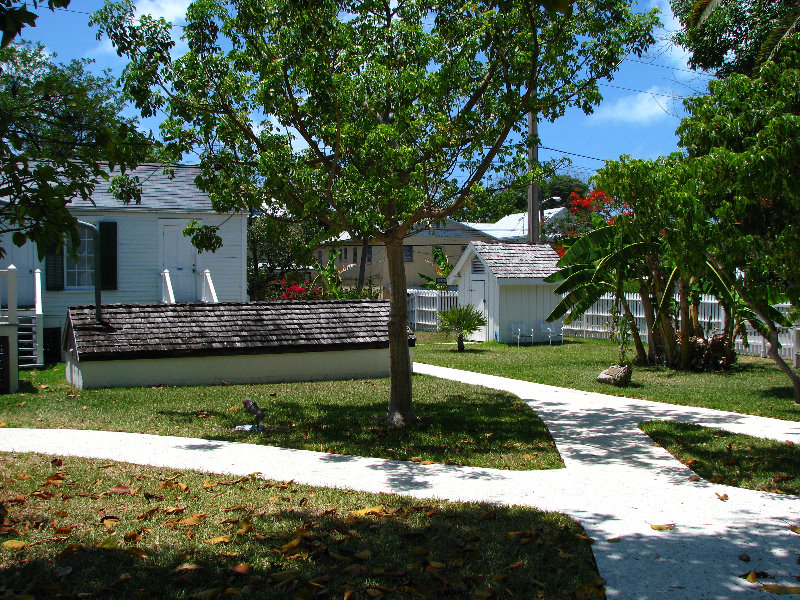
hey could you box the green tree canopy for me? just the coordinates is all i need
[671,0,797,76]
[248,212,326,298]
[0,41,153,256]
[675,34,800,399]
[455,172,587,222]
[541,174,588,209]
[94,0,658,425]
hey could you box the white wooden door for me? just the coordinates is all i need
[161,224,197,302]
[466,277,488,341]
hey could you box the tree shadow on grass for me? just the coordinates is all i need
[759,386,794,401]
[640,421,800,495]
[202,389,564,470]
[447,347,489,354]
[0,483,598,600]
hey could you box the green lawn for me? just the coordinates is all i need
[0,452,602,599]
[641,421,800,495]
[0,366,562,471]
[414,335,800,421]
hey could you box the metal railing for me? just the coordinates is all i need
[201,269,218,303]
[161,269,175,304]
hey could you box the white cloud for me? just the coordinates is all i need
[135,0,191,23]
[648,0,695,78]
[591,88,673,124]
[86,36,119,58]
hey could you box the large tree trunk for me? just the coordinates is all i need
[384,237,417,426]
[639,281,658,364]
[679,277,692,369]
[649,260,678,366]
[619,293,647,364]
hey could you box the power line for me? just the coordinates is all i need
[598,82,688,100]
[539,146,606,163]
[626,57,714,78]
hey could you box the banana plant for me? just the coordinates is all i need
[418,247,454,291]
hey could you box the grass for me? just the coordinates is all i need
[0,452,604,599]
[640,421,800,496]
[0,366,562,471]
[414,336,800,421]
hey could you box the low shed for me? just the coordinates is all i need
[63,300,413,390]
[448,242,562,344]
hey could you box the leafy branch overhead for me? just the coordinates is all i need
[0,41,154,257]
[93,0,658,425]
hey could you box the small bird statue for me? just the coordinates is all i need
[242,397,264,427]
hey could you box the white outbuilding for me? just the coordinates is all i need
[447,242,563,344]
[63,299,414,390]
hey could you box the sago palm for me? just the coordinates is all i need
[438,304,487,352]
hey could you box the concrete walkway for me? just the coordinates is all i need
[2,363,799,599]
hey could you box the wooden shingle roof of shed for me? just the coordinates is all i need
[470,241,560,279]
[64,300,410,362]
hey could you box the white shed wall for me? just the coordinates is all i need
[66,346,410,390]
[497,281,561,343]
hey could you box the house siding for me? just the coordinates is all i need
[326,219,494,290]
[2,210,247,330]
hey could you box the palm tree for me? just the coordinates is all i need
[438,304,487,352]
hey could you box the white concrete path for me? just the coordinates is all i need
[1,363,799,599]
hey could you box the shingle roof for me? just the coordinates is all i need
[65,300,412,362]
[69,163,216,212]
[471,241,560,278]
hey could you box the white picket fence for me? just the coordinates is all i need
[562,293,798,363]
[407,289,459,331]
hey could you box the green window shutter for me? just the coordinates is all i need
[45,245,64,291]
[99,221,117,291]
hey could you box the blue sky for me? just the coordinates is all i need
[20,0,715,184]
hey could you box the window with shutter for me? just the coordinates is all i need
[65,228,95,288]
[471,258,485,274]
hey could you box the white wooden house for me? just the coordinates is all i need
[0,164,248,365]
[448,241,563,344]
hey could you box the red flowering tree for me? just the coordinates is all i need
[544,189,627,257]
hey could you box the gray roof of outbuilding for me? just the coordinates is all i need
[68,163,216,212]
[471,241,560,278]
[65,300,411,362]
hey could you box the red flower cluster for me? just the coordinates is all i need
[269,279,322,300]
[569,189,612,216]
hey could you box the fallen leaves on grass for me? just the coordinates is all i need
[761,583,800,594]
[351,505,384,517]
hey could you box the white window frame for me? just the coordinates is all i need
[65,227,95,289]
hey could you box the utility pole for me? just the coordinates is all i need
[527,111,540,244]
[527,20,540,245]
